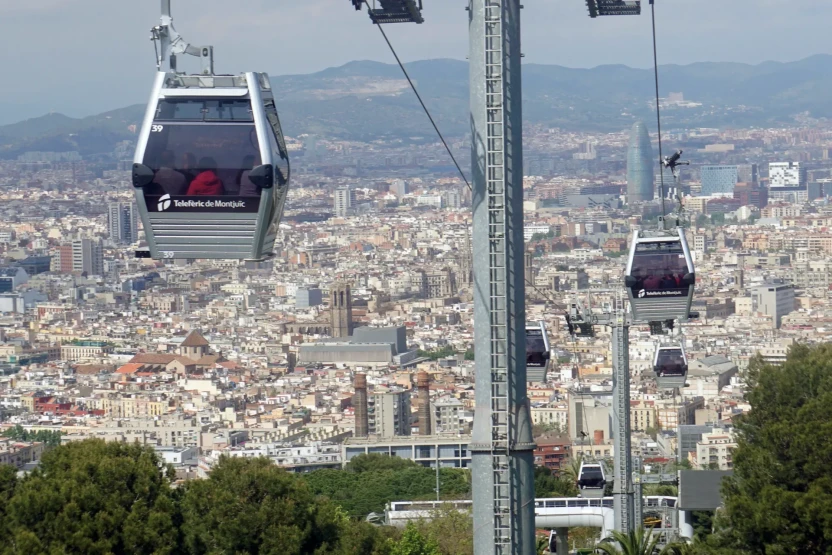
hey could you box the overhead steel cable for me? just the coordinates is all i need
[364,0,472,191]
[650,0,666,219]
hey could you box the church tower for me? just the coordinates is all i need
[179,330,210,361]
[330,282,353,338]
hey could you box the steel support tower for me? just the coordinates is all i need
[469,0,535,554]
[569,294,637,535]
[610,307,635,533]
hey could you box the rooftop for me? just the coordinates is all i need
[180,331,210,348]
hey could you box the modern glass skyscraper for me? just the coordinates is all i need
[627,121,654,203]
[701,165,739,196]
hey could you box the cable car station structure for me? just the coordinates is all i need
[131,1,689,553]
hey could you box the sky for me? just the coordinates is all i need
[0,0,829,125]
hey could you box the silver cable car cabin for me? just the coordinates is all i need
[133,2,289,261]
[525,320,551,382]
[624,228,695,323]
[577,462,606,498]
[653,343,688,390]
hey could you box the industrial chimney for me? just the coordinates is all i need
[417,371,432,436]
[354,373,368,438]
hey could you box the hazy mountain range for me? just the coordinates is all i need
[2,55,832,159]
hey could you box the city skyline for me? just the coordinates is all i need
[1,0,831,124]
[3,3,832,551]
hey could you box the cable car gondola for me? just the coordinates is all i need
[624,228,695,323]
[548,529,559,554]
[577,462,606,498]
[525,320,550,382]
[132,73,290,260]
[132,6,290,261]
[653,343,688,390]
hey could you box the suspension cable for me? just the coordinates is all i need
[365,1,472,191]
[650,0,666,222]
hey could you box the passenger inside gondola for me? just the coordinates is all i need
[187,157,224,196]
[578,464,605,489]
[656,350,685,376]
[238,154,261,196]
[526,334,548,367]
[152,150,187,195]
[142,116,260,199]
[630,253,689,295]
[179,152,197,183]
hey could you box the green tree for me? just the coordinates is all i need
[569,527,600,550]
[3,439,179,554]
[334,521,395,555]
[643,484,678,497]
[1,426,63,447]
[595,528,663,555]
[1,425,25,440]
[530,230,555,242]
[562,453,583,483]
[663,540,702,555]
[714,345,832,552]
[667,459,692,472]
[463,349,475,361]
[181,455,344,555]
[417,346,456,360]
[689,511,714,543]
[534,465,578,498]
[305,455,470,518]
[346,453,423,473]
[416,506,474,555]
[532,422,564,438]
[0,464,17,540]
[389,523,440,555]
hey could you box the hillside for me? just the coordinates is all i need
[2,55,831,157]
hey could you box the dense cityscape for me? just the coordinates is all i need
[1,112,831,549]
[3,1,832,553]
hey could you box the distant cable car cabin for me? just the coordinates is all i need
[653,343,688,390]
[624,228,695,323]
[548,530,558,554]
[577,462,606,498]
[525,320,550,382]
[351,0,425,23]
[132,72,290,261]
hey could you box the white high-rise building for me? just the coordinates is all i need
[751,283,795,329]
[390,179,408,199]
[769,162,805,188]
[108,202,138,244]
[368,390,411,437]
[434,397,467,435]
[443,189,463,209]
[72,239,104,276]
[334,187,355,217]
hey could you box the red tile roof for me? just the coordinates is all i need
[116,363,143,375]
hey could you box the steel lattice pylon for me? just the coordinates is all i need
[469,1,535,554]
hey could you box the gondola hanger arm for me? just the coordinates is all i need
[151,0,214,75]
